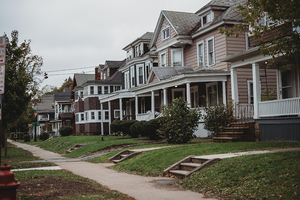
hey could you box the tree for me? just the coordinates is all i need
[57,77,72,92]
[158,98,201,144]
[219,0,300,68]
[2,30,42,157]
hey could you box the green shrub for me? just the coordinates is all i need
[23,134,30,142]
[39,132,50,141]
[144,119,161,140]
[203,103,234,136]
[59,126,73,137]
[158,97,201,144]
[121,120,138,137]
[130,121,147,138]
[111,120,122,134]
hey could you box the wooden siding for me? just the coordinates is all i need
[75,124,85,133]
[75,101,84,113]
[85,123,101,135]
[155,17,177,50]
[237,67,277,104]
[185,28,228,70]
[250,26,284,47]
[84,97,100,110]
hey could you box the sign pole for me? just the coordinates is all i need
[0,36,6,166]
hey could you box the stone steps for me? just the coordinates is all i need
[109,150,142,163]
[66,144,87,154]
[164,156,220,178]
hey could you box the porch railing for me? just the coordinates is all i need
[258,97,300,117]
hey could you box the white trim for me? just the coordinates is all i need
[206,36,215,66]
[171,48,184,67]
[196,40,205,67]
[172,88,186,101]
[136,64,144,85]
[124,71,130,89]
[160,50,167,67]
[161,25,170,41]
[131,66,135,88]
[114,109,120,119]
[247,80,253,103]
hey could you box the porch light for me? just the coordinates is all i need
[175,85,178,88]
[265,61,268,65]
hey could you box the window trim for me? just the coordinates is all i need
[131,67,135,88]
[206,36,215,66]
[124,71,130,89]
[90,86,94,95]
[98,86,102,95]
[161,26,170,40]
[98,111,101,120]
[137,64,144,85]
[114,110,120,119]
[105,111,109,120]
[171,48,184,67]
[91,111,95,120]
[172,88,186,101]
[160,51,167,67]
[197,40,205,67]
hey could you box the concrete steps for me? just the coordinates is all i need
[164,156,220,178]
[66,144,87,154]
[109,150,142,163]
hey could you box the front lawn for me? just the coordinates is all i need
[179,151,300,199]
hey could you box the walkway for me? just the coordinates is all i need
[10,140,300,200]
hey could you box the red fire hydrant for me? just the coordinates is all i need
[0,164,20,200]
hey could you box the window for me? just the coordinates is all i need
[75,114,79,122]
[101,72,103,80]
[91,112,95,120]
[80,91,83,98]
[81,114,84,121]
[206,36,215,66]
[125,71,130,89]
[141,98,145,113]
[105,111,109,120]
[197,40,204,67]
[171,49,183,67]
[131,67,135,87]
[281,71,293,99]
[190,86,199,108]
[107,68,110,76]
[104,73,106,80]
[75,92,78,100]
[172,88,186,100]
[114,110,120,118]
[162,27,170,40]
[137,65,144,85]
[247,80,254,103]
[202,13,212,26]
[98,86,102,95]
[206,83,218,106]
[90,86,94,95]
[104,86,109,94]
[115,86,121,91]
[85,112,89,121]
[98,111,101,120]
[160,52,166,67]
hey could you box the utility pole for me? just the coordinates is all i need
[0,36,6,166]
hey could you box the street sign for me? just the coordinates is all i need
[0,36,6,94]
[31,122,40,127]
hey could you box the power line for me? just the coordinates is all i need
[37,70,95,76]
[44,66,97,73]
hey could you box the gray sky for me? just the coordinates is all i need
[1,0,210,89]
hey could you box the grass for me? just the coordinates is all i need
[14,170,134,200]
[179,151,300,199]
[112,142,300,177]
[38,136,157,158]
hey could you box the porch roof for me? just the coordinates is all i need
[99,90,136,103]
[220,46,272,68]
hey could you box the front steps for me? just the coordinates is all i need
[163,156,220,178]
[108,150,142,163]
[66,144,87,154]
[213,122,256,143]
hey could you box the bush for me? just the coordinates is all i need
[111,120,137,137]
[59,126,73,137]
[111,120,122,134]
[130,121,147,138]
[23,134,30,142]
[158,97,201,144]
[203,103,234,136]
[39,132,50,141]
[144,119,161,140]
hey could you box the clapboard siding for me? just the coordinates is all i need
[156,18,177,50]
[226,31,247,57]
[236,67,277,104]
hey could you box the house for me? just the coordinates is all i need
[221,18,300,142]
[71,60,125,135]
[50,88,74,136]
[99,0,256,137]
[33,94,55,136]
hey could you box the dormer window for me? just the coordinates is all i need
[162,26,170,40]
[107,68,110,76]
[202,13,212,26]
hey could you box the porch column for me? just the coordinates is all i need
[151,90,155,119]
[101,103,104,135]
[108,101,111,135]
[231,68,239,103]
[252,62,261,119]
[135,95,138,120]
[186,82,191,108]
[119,98,123,120]
[163,88,168,107]
[222,81,227,106]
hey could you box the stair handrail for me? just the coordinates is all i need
[215,103,235,137]
[233,101,254,130]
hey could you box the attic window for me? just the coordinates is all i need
[162,26,170,40]
[202,13,211,25]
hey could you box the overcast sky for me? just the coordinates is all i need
[1,0,210,89]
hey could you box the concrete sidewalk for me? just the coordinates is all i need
[10,140,215,200]
[10,140,300,200]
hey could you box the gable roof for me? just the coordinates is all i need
[74,74,95,87]
[150,10,201,47]
[195,0,245,15]
[123,32,154,51]
[105,60,126,69]
[150,66,194,81]
[36,95,55,113]
[54,90,71,102]
[83,70,122,85]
